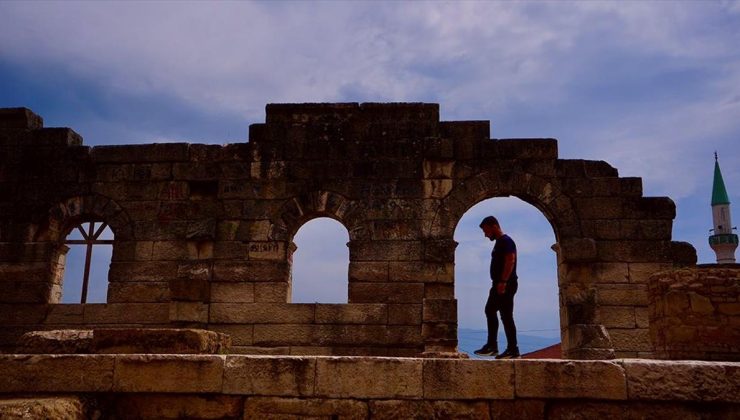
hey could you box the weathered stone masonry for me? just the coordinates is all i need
[0,104,695,358]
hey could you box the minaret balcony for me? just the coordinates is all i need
[709,233,739,246]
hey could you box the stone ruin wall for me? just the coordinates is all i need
[650,264,740,361]
[0,103,697,358]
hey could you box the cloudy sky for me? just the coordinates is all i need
[2,1,739,337]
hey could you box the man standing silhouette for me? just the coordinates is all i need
[474,216,520,358]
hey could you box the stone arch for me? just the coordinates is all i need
[427,170,580,242]
[269,191,364,304]
[428,168,616,359]
[270,190,368,242]
[39,194,132,304]
[46,195,133,243]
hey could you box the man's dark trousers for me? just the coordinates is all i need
[485,282,518,348]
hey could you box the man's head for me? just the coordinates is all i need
[479,216,503,241]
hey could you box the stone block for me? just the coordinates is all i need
[574,197,627,219]
[223,356,316,396]
[211,282,255,303]
[671,241,697,266]
[94,328,230,354]
[0,354,114,392]
[598,306,636,328]
[15,329,93,354]
[563,324,612,350]
[210,303,315,324]
[253,324,315,346]
[315,357,423,398]
[247,241,287,260]
[92,143,189,163]
[83,303,169,324]
[546,401,626,419]
[423,179,453,198]
[387,325,424,346]
[423,159,456,179]
[629,262,671,283]
[623,360,740,402]
[718,302,740,315]
[152,241,190,260]
[389,304,422,325]
[211,240,243,259]
[608,328,651,352]
[422,322,457,342]
[108,395,242,419]
[635,307,650,328]
[424,283,455,299]
[169,277,210,301]
[423,359,514,399]
[111,240,135,262]
[254,282,289,302]
[0,304,48,324]
[0,281,54,303]
[107,282,169,303]
[0,397,85,420]
[44,304,85,324]
[349,282,424,304]
[515,360,627,399]
[26,127,82,146]
[175,261,213,283]
[0,107,44,129]
[315,304,387,324]
[423,299,457,322]
[186,240,215,261]
[113,354,224,392]
[689,292,715,314]
[311,325,394,346]
[231,346,291,355]
[560,237,597,262]
[494,138,557,159]
[423,239,458,264]
[348,261,389,282]
[0,262,53,283]
[597,284,649,306]
[371,400,490,420]
[490,399,546,420]
[208,324,253,346]
[244,397,368,419]
[597,240,673,263]
[108,261,178,283]
[348,240,423,262]
[388,261,454,283]
[213,261,289,282]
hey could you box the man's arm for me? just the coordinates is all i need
[497,253,516,294]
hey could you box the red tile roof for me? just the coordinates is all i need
[521,343,561,359]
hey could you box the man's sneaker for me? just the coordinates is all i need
[495,347,520,359]
[473,344,499,356]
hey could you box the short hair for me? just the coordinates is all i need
[479,216,499,228]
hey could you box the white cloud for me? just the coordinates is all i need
[2,1,739,332]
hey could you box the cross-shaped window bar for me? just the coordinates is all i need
[64,221,114,304]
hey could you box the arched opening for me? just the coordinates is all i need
[291,217,350,304]
[454,197,560,357]
[60,221,114,303]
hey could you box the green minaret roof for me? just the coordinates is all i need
[712,153,730,206]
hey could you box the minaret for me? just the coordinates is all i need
[709,152,738,263]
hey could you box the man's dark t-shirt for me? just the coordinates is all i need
[490,234,518,286]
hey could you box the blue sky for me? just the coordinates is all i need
[1,1,739,336]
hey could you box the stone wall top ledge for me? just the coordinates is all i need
[0,355,739,404]
[620,359,740,403]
